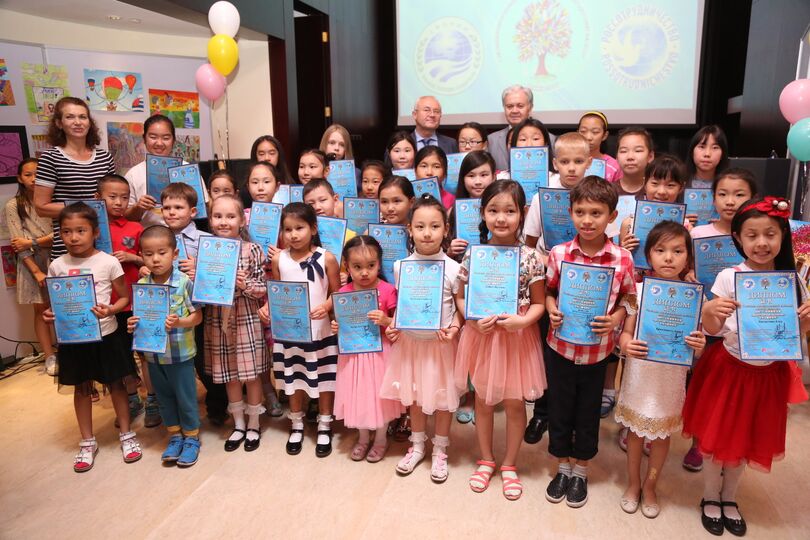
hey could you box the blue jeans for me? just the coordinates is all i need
[148,360,199,433]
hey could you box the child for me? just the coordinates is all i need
[414,146,454,210]
[208,170,238,202]
[380,194,463,483]
[455,180,547,500]
[379,176,415,226]
[246,161,280,204]
[615,221,706,517]
[683,196,810,536]
[319,124,353,161]
[447,150,497,259]
[262,203,340,457]
[251,135,294,183]
[690,168,758,239]
[685,125,729,189]
[615,127,655,199]
[127,226,203,466]
[4,158,55,374]
[125,114,177,227]
[577,111,622,182]
[44,203,141,471]
[331,236,402,462]
[298,149,330,185]
[385,131,416,171]
[204,195,270,452]
[303,179,356,243]
[544,177,637,508]
[457,122,488,153]
[360,160,387,199]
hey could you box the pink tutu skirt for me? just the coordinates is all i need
[379,334,460,414]
[333,344,404,430]
[455,321,546,405]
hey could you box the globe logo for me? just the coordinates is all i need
[415,18,482,94]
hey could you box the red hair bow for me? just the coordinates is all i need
[741,196,791,218]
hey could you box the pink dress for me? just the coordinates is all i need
[333,280,404,429]
[454,244,547,405]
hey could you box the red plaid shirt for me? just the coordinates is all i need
[546,235,637,365]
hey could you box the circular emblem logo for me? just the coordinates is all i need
[700,243,710,252]
[566,269,577,280]
[51,282,61,292]
[642,206,652,215]
[271,285,279,293]
[338,297,347,305]
[415,18,483,95]
[684,288,695,299]
[688,192,697,200]
[743,279,755,290]
[650,285,662,296]
[596,272,607,283]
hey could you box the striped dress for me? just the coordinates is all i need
[34,147,115,259]
[272,247,339,398]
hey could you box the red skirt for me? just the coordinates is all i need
[682,341,790,472]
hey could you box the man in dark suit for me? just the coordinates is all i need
[411,96,458,155]
[487,85,535,171]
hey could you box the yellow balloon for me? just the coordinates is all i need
[207,34,238,76]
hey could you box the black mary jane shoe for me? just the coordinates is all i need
[286,428,304,455]
[315,429,333,458]
[722,501,747,537]
[224,428,246,452]
[700,499,725,536]
[244,428,261,452]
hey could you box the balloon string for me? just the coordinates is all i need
[224,85,230,160]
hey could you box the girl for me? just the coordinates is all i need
[615,127,655,199]
[448,151,496,259]
[385,131,416,171]
[250,135,294,183]
[455,180,547,501]
[208,170,238,201]
[125,114,176,227]
[686,125,729,189]
[246,161,280,210]
[319,124,354,161]
[203,195,270,452]
[616,221,706,518]
[509,118,556,172]
[298,149,330,185]
[380,195,462,483]
[683,196,810,536]
[43,203,140,471]
[379,176,415,226]
[331,236,402,462]
[5,159,55,374]
[360,160,387,199]
[577,111,622,183]
[262,203,340,457]
[415,146,454,210]
[691,168,759,239]
[457,122,488,153]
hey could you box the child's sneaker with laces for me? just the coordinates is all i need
[144,395,162,428]
[119,431,143,463]
[161,434,184,462]
[129,393,144,419]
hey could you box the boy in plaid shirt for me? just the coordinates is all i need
[128,225,203,467]
[544,177,637,508]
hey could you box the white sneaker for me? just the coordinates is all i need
[44,355,58,376]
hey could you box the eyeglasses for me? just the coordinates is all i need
[417,107,441,115]
[459,139,482,147]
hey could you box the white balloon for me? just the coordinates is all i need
[208,1,240,38]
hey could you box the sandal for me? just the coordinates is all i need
[366,443,387,463]
[395,446,425,475]
[468,459,496,493]
[351,442,370,461]
[430,451,449,483]
[73,437,98,473]
[456,408,474,424]
[500,466,523,501]
[225,428,247,452]
[119,431,142,463]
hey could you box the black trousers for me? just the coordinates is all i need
[546,346,608,461]
[194,317,228,416]
[531,315,551,419]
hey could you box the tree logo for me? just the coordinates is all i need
[514,0,572,79]
[415,18,483,95]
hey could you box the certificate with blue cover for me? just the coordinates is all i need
[465,245,520,320]
[191,237,240,306]
[397,168,416,181]
[47,275,102,344]
[693,235,743,299]
[132,283,170,354]
[333,289,383,354]
[290,185,304,203]
[267,280,313,343]
[735,271,802,361]
[394,260,445,330]
[608,195,638,240]
[684,188,719,225]
[173,235,188,270]
[635,277,704,366]
[555,261,615,346]
[69,200,113,254]
[328,160,358,200]
[316,216,348,266]
[275,185,291,206]
[168,163,208,219]
[538,188,576,250]
[445,152,468,195]
[630,200,686,270]
[510,146,549,198]
[454,199,481,245]
[585,158,606,179]
[369,223,408,282]
[344,198,380,235]
[247,202,282,255]
[412,177,442,200]
[146,154,183,200]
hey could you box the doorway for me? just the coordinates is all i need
[294,3,331,161]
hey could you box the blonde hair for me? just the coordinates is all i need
[210,194,251,241]
[554,132,590,155]
[319,124,354,160]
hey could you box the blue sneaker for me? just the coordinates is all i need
[177,437,201,467]
[162,435,185,462]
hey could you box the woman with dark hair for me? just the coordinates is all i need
[685,125,730,189]
[251,135,294,183]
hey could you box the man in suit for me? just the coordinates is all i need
[487,85,535,171]
[411,96,458,155]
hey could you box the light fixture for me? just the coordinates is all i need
[107,15,121,20]
[128,18,141,23]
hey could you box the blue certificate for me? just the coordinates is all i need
[684,188,719,226]
[538,188,576,250]
[444,152,468,195]
[397,168,416,181]
[693,235,743,299]
[608,195,637,240]
[168,163,208,219]
[344,198,379,235]
[267,280,313,343]
[173,235,188,271]
[369,223,408,282]
[333,289,383,354]
[636,277,704,366]
[317,216,348,266]
[454,199,481,245]
[146,154,183,200]
[585,158,607,179]
[47,275,102,344]
[132,284,170,354]
[247,202,282,255]
[275,185,291,206]
[191,237,240,306]
[735,271,802,361]
[465,245,520,320]
[290,185,304,203]
[328,160,358,200]
[394,260,445,330]
[555,261,614,346]
[70,200,113,254]
[630,200,686,270]
[510,146,549,198]
[412,177,442,200]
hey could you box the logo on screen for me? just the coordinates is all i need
[415,18,482,94]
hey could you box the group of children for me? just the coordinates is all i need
[8,107,807,537]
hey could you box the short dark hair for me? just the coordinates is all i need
[59,201,98,229]
[282,202,321,247]
[97,174,130,193]
[140,225,177,249]
[379,175,415,199]
[644,221,693,271]
[712,167,759,198]
[209,170,237,193]
[342,235,386,280]
[303,178,335,198]
[617,126,654,152]
[569,175,619,212]
[360,159,388,178]
[645,154,687,186]
[414,145,448,177]
[160,182,198,207]
[458,121,488,141]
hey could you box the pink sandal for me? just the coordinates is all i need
[500,466,523,501]
[366,444,387,463]
[350,442,370,461]
[469,459,496,493]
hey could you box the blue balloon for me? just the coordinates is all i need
[787,117,810,161]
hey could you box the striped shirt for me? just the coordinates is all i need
[35,147,115,259]
[139,270,198,365]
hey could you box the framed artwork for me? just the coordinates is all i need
[0,126,30,184]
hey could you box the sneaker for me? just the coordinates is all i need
[44,354,58,376]
[266,392,284,418]
[683,446,704,472]
[128,394,144,420]
[430,451,449,483]
[600,393,616,418]
[545,473,571,503]
[144,395,162,428]
[177,437,201,467]
[73,438,98,473]
[566,476,588,508]
[119,431,143,463]
[618,427,628,452]
[161,434,185,462]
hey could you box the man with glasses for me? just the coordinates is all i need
[411,96,458,155]
[487,85,540,171]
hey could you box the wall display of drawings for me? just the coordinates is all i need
[149,88,200,129]
[83,69,144,112]
[175,134,201,163]
[0,125,29,184]
[21,63,70,125]
[0,59,14,106]
[107,121,145,174]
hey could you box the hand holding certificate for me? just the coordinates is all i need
[735,271,802,361]
[146,154,183,200]
[132,284,170,354]
[394,260,445,330]
[684,188,719,226]
[47,275,102,344]
[368,224,408,282]
[555,261,614,345]
[191,237,240,306]
[267,280,313,343]
[169,163,208,219]
[630,201,686,270]
[465,245,520,320]
[247,202,282,255]
[510,146,549,198]
[333,289,383,354]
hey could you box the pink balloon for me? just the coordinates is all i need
[779,79,810,124]
[195,63,226,102]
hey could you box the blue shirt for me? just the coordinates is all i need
[177,221,211,260]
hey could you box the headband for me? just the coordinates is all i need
[582,111,608,129]
[740,196,791,219]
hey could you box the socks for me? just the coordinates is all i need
[410,431,427,456]
[245,403,266,441]
[702,459,723,519]
[720,465,745,519]
[573,464,587,480]
[317,415,333,445]
[558,462,573,477]
[602,389,616,398]
[432,434,449,456]
[227,401,246,442]
[288,411,305,444]
[358,429,371,445]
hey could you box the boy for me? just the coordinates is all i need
[127,225,203,466]
[615,126,655,199]
[160,183,228,426]
[543,177,637,508]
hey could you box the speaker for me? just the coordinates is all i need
[727,157,791,198]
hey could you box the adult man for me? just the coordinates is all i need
[487,85,535,171]
[411,96,458,155]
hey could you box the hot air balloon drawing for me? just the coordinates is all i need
[83,69,144,112]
